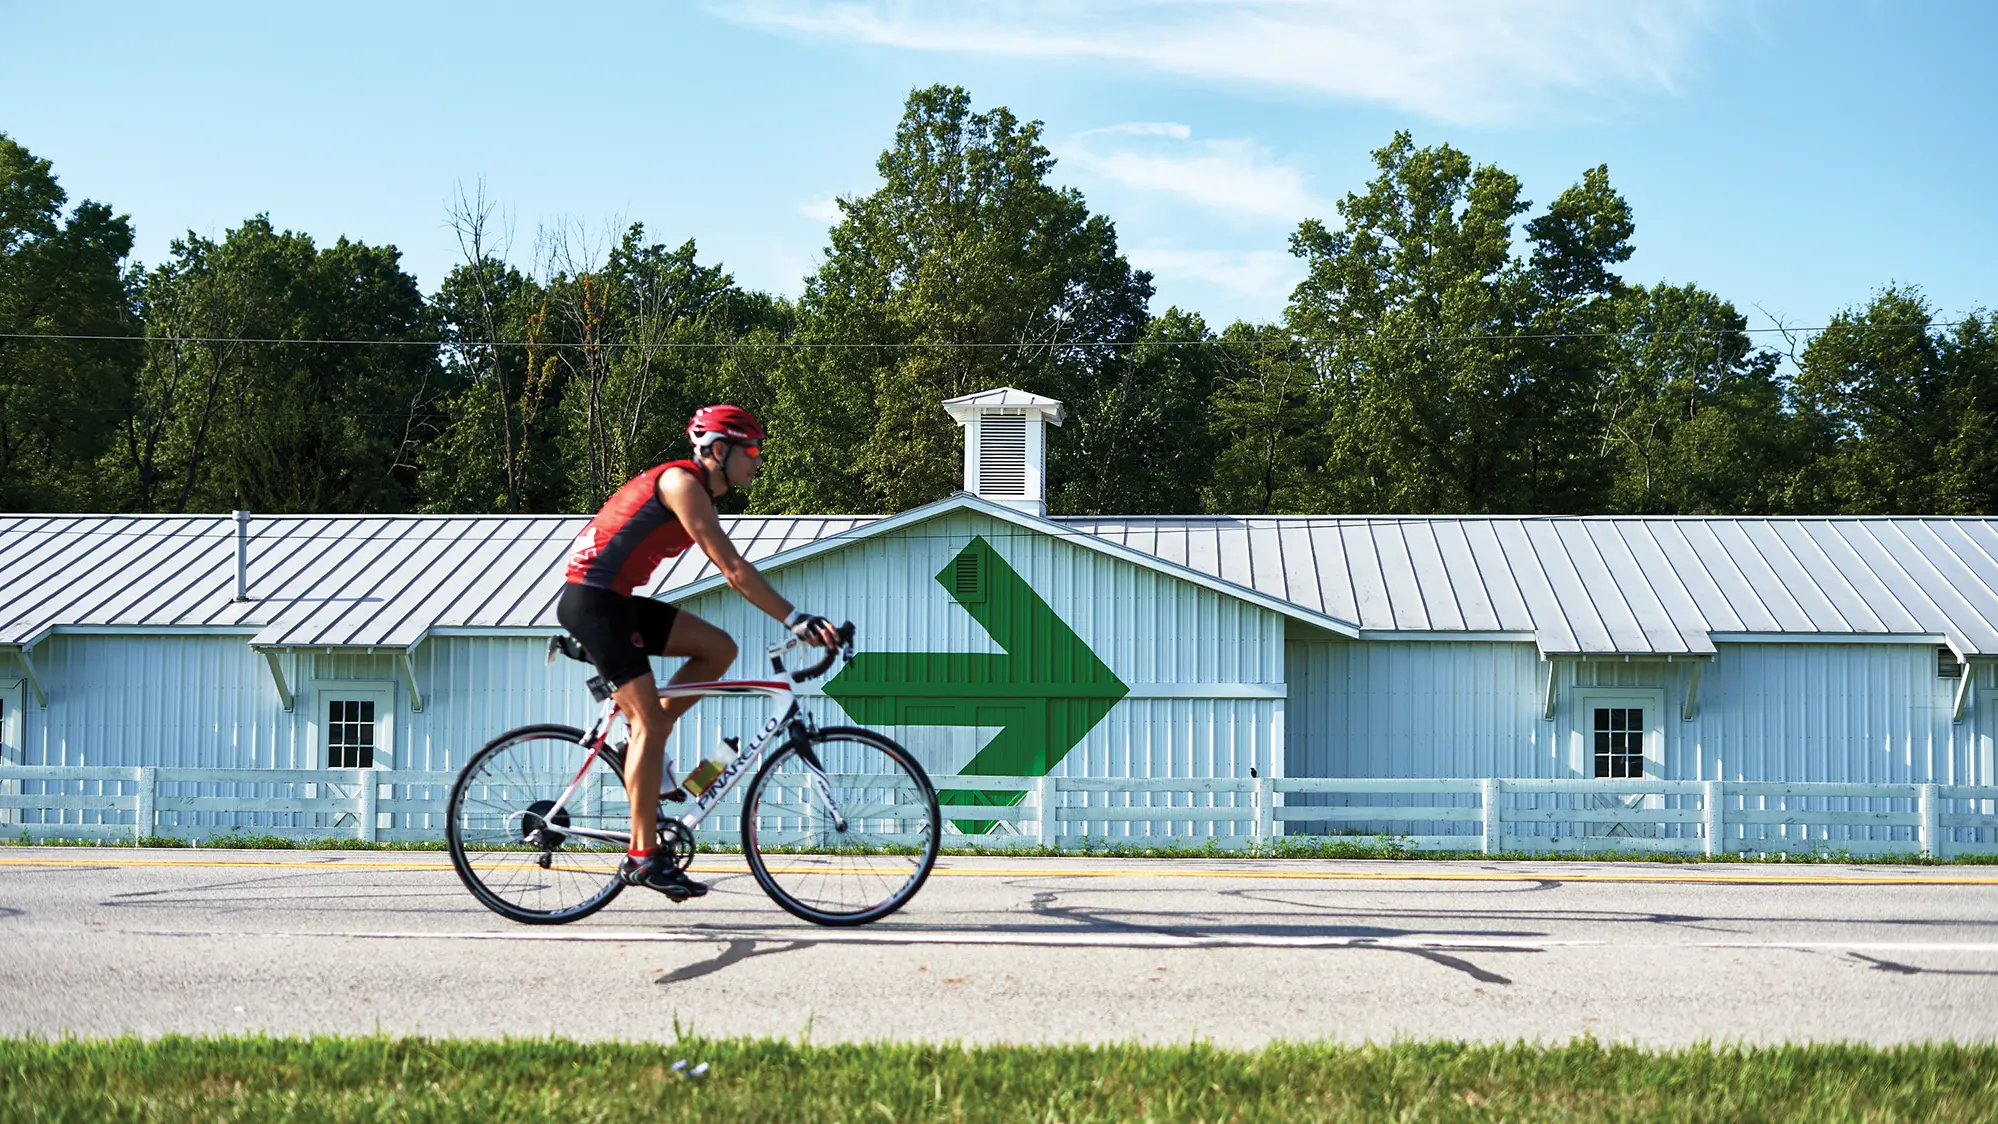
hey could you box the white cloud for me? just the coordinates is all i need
[1093,121,1192,140]
[713,0,1721,124]
[798,197,845,224]
[1058,123,1322,221]
[1128,246,1306,305]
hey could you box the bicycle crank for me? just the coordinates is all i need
[656,817,697,872]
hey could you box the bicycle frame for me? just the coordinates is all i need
[530,639,846,850]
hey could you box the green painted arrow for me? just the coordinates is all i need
[824,535,1129,833]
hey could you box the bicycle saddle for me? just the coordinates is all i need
[546,634,590,664]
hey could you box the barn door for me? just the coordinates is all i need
[1569,687,1666,838]
[307,681,395,837]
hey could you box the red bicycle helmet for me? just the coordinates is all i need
[687,404,765,450]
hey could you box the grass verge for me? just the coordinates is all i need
[3,1035,1995,1123]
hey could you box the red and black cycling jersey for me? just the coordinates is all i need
[563,460,706,596]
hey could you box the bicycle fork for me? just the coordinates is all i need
[790,740,850,833]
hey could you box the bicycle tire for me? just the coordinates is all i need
[740,726,940,926]
[447,723,628,925]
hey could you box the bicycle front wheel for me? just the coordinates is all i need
[741,726,939,926]
[447,724,629,924]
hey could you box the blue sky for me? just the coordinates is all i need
[3,1,1992,338]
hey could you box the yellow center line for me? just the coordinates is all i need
[0,857,454,871]
[2,855,1996,886]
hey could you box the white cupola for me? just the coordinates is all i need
[943,387,1065,517]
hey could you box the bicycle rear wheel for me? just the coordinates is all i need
[741,726,939,926]
[447,724,628,924]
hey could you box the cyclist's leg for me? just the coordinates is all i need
[613,674,668,853]
[658,612,737,723]
[620,609,736,853]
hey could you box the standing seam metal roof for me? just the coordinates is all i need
[3,511,1996,655]
[1063,515,1998,655]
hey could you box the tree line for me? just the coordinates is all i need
[2,85,1992,518]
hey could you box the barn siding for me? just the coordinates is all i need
[675,509,1287,841]
[1282,638,1986,843]
[1284,639,1976,784]
[11,528,1998,847]
[16,635,291,770]
[5,635,295,834]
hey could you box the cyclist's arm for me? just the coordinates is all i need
[658,469,837,646]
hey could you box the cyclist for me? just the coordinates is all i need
[557,404,840,901]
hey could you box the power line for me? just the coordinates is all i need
[0,320,1982,351]
[1,514,1979,550]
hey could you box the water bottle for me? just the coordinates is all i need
[682,737,740,797]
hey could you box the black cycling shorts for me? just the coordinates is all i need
[556,583,682,689]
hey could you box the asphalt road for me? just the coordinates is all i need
[4,848,1997,1046]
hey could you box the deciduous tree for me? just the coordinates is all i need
[112,217,438,512]
[1598,283,1796,514]
[761,85,1153,514]
[1793,290,1998,514]
[0,133,136,509]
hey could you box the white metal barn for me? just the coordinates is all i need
[2,389,1996,854]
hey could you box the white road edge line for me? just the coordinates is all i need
[71,927,1998,956]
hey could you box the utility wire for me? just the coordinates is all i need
[0,321,1981,350]
[0,515,1977,548]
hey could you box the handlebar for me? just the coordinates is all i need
[769,621,855,683]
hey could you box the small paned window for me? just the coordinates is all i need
[1593,706,1644,779]
[327,699,376,769]
[1939,648,1965,679]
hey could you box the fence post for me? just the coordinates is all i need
[359,775,379,844]
[1703,779,1725,857]
[1252,774,1273,849]
[135,767,157,843]
[1919,783,1940,859]
[1480,778,1502,854]
[1037,775,1057,852]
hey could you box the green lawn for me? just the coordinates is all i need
[4,1036,1995,1122]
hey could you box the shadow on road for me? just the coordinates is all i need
[1019,887,1520,984]
[656,939,812,985]
[1849,953,1998,978]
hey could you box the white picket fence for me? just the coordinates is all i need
[4,765,1998,858]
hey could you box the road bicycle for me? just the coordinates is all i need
[446,622,940,927]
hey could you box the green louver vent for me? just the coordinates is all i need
[951,548,985,603]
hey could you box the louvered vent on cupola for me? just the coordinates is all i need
[977,414,1028,496]
[942,387,1066,517]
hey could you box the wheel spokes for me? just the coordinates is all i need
[747,734,937,920]
[451,732,628,921]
